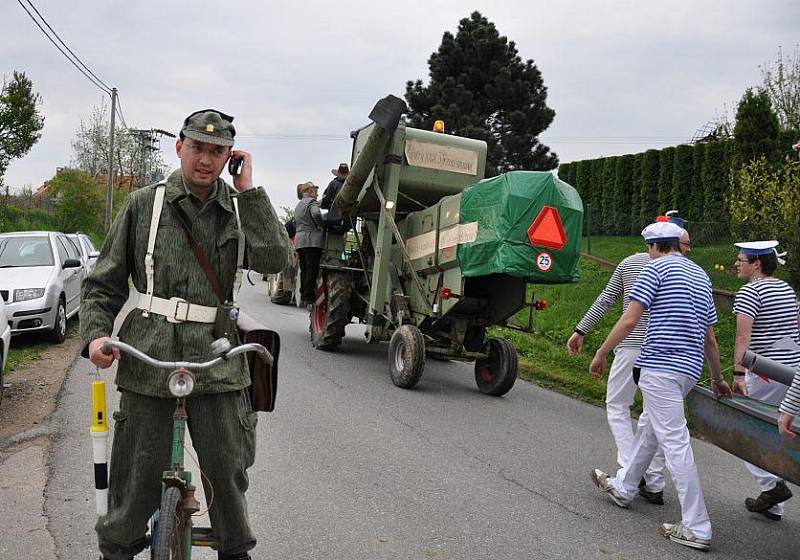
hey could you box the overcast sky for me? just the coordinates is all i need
[2,0,798,212]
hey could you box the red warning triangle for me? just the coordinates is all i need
[527,206,567,250]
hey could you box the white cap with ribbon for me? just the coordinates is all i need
[734,240,787,265]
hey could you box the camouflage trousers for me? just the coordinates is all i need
[97,389,258,559]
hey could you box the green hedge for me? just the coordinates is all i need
[558,139,736,235]
[657,146,675,212]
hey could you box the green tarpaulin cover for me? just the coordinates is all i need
[457,171,583,284]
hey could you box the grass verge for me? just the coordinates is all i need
[5,320,79,376]
[582,235,792,292]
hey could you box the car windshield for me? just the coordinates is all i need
[0,236,54,267]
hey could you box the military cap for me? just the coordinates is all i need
[181,109,236,147]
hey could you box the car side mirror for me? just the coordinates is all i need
[63,258,82,269]
[89,251,100,259]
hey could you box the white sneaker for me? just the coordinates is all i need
[662,522,711,551]
[590,468,631,508]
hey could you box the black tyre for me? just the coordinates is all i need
[0,351,4,409]
[49,299,66,344]
[151,486,186,560]
[474,337,517,396]
[310,272,351,351]
[388,324,425,389]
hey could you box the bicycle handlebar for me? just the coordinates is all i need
[100,340,272,370]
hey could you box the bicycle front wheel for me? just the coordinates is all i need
[152,486,187,560]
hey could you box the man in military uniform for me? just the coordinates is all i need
[80,109,289,560]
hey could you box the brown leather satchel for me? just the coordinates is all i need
[238,311,280,413]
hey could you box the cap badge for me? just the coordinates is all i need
[206,124,215,133]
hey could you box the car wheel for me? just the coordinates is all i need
[50,299,67,343]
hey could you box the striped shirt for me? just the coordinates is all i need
[576,253,650,348]
[629,254,717,380]
[735,278,800,417]
[733,278,800,367]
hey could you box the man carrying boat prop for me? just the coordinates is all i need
[732,239,800,521]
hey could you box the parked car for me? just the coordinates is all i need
[0,298,10,407]
[0,231,84,342]
[67,232,100,276]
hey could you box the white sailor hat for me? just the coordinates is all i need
[734,240,786,264]
[641,221,684,243]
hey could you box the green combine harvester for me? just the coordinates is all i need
[309,95,583,396]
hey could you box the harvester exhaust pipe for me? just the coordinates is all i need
[742,350,798,386]
[335,94,408,215]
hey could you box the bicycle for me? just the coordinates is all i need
[100,339,272,560]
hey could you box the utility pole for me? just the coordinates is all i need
[131,128,175,187]
[104,87,118,231]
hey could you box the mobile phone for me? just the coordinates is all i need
[228,156,243,176]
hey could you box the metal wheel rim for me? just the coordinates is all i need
[57,304,66,336]
[312,284,327,334]
[393,339,406,372]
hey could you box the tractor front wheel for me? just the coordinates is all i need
[474,338,517,396]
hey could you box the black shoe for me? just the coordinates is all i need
[757,509,782,521]
[218,553,252,560]
[638,477,665,505]
[745,481,793,512]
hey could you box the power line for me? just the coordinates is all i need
[20,0,112,92]
[15,0,111,95]
[115,95,128,129]
[236,132,691,145]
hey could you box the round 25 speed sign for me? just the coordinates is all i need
[536,251,553,273]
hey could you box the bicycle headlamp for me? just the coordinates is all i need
[167,369,196,398]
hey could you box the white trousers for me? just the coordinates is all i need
[606,347,666,491]
[744,372,790,515]
[611,369,712,540]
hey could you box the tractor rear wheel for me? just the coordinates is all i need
[310,271,351,350]
[474,337,517,396]
[388,324,425,389]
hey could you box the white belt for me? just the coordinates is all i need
[135,291,217,323]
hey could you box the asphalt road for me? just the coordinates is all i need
[43,277,798,559]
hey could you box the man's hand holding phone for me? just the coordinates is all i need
[229,149,253,192]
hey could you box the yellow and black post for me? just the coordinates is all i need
[89,378,109,516]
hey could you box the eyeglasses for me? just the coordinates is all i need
[735,257,751,263]
[680,241,692,248]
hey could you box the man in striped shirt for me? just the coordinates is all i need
[589,221,731,551]
[568,224,691,504]
[732,240,800,520]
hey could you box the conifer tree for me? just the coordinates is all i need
[406,12,557,176]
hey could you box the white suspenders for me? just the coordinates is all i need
[136,182,244,323]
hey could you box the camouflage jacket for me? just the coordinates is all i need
[80,170,290,397]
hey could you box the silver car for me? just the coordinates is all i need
[67,232,100,276]
[0,231,84,342]
[0,298,10,406]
